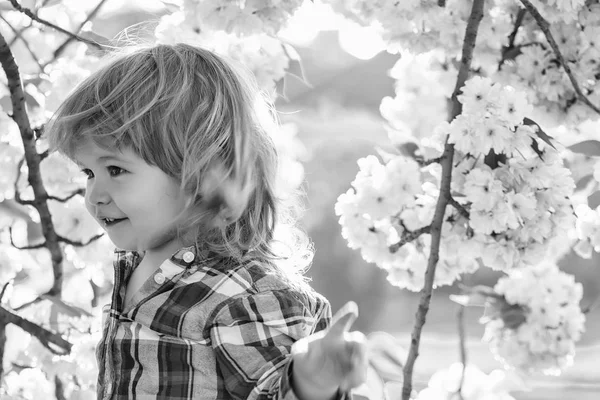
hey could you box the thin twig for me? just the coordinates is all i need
[13,296,43,312]
[7,0,103,51]
[57,232,105,247]
[401,1,485,399]
[0,282,11,303]
[8,227,46,250]
[418,156,443,167]
[0,32,65,295]
[0,306,71,355]
[448,196,470,219]
[0,14,43,73]
[389,225,431,253]
[582,294,600,314]
[499,8,527,69]
[456,305,467,400]
[45,0,109,66]
[48,188,85,203]
[519,0,600,115]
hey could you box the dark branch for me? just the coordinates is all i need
[0,31,65,295]
[13,296,43,312]
[57,232,105,247]
[448,196,470,219]
[9,227,46,250]
[8,0,103,51]
[48,188,85,202]
[0,14,43,73]
[0,306,71,355]
[51,0,109,61]
[455,305,467,400]
[519,0,600,115]
[389,225,431,253]
[0,281,11,303]
[401,0,485,399]
[418,156,443,167]
[499,8,527,69]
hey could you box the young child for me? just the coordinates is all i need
[45,43,367,399]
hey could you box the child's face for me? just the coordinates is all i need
[72,138,190,254]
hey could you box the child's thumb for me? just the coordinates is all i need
[326,301,359,339]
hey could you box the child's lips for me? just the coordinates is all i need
[102,217,128,227]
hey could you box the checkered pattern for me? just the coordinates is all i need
[96,245,347,400]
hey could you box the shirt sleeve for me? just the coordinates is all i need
[208,288,350,400]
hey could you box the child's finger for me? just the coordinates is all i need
[327,301,359,339]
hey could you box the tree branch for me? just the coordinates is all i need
[13,296,43,312]
[7,0,103,51]
[389,225,431,253]
[0,306,72,355]
[57,232,105,247]
[0,281,11,303]
[9,227,46,250]
[0,14,43,73]
[455,305,467,400]
[0,32,65,296]
[50,0,109,63]
[448,196,470,219]
[48,188,85,202]
[519,0,600,115]
[498,8,527,69]
[417,156,443,167]
[401,1,485,399]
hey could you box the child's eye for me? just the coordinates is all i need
[107,166,126,177]
[81,168,94,179]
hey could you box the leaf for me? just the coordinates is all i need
[575,174,595,192]
[482,298,528,330]
[375,146,398,164]
[160,0,182,13]
[42,294,93,318]
[281,42,310,85]
[274,77,288,101]
[366,331,405,383]
[569,140,600,157]
[523,117,556,150]
[397,142,420,159]
[530,138,544,160]
[589,190,600,209]
[352,367,385,400]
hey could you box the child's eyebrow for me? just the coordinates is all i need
[72,155,130,167]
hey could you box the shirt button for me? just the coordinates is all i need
[183,251,195,263]
[154,272,165,284]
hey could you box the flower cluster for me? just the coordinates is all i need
[335,155,481,291]
[380,50,456,142]
[457,151,576,271]
[496,4,600,125]
[484,263,585,375]
[155,12,289,97]
[182,0,304,35]
[573,204,600,258]
[445,76,533,157]
[526,0,586,23]
[415,363,523,400]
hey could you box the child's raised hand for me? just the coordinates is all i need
[291,301,368,400]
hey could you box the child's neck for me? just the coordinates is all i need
[138,238,189,270]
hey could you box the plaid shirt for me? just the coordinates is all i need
[96,245,346,400]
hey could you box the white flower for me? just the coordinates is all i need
[464,166,504,211]
[485,263,586,374]
[415,363,520,400]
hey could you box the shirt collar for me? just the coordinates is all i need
[113,243,218,272]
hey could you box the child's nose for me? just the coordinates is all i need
[86,180,111,205]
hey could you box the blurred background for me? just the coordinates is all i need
[2,0,598,398]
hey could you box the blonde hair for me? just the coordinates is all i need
[45,43,313,292]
